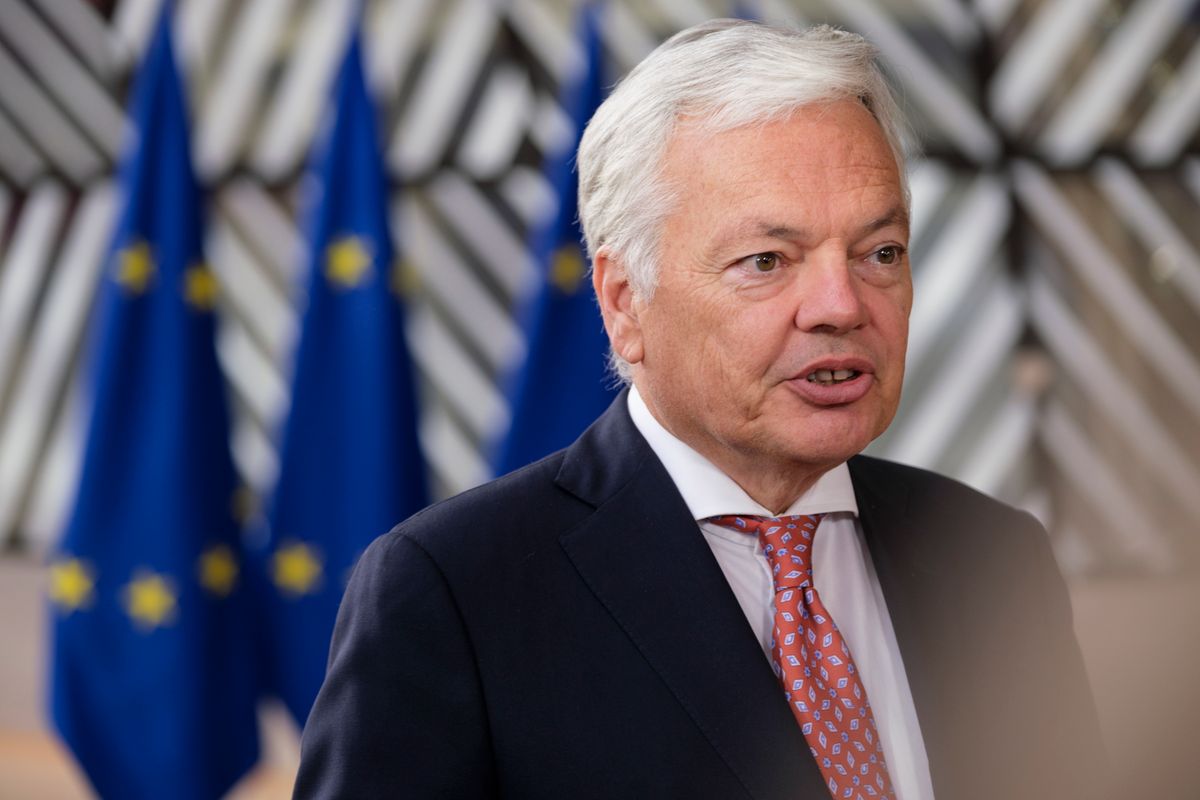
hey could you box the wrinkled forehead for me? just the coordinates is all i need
[662,98,908,201]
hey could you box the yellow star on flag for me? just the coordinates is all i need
[197,544,238,597]
[325,236,373,289]
[184,264,220,310]
[271,541,323,597]
[114,241,156,294]
[122,570,178,631]
[48,558,96,613]
[550,247,586,295]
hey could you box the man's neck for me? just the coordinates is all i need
[732,472,824,517]
[706,456,825,516]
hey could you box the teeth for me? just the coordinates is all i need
[805,369,860,385]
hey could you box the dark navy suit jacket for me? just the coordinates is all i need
[294,394,1104,799]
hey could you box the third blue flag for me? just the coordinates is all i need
[257,26,429,726]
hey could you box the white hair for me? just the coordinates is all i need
[576,19,913,380]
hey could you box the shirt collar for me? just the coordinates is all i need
[627,385,859,520]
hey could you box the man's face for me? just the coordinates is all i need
[615,100,912,492]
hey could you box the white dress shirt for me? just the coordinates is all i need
[627,386,935,800]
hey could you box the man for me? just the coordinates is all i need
[295,20,1103,800]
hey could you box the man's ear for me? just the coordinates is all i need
[592,247,644,366]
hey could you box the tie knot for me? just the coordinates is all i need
[707,514,823,591]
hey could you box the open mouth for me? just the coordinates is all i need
[804,369,861,386]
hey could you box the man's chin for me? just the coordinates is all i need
[777,413,888,467]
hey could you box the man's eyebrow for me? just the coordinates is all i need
[761,224,808,240]
[705,222,806,253]
[858,208,909,237]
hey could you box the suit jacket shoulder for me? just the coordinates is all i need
[851,452,1039,536]
[385,450,579,571]
[848,454,1107,799]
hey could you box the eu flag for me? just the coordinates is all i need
[494,3,616,475]
[48,7,259,799]
[257,27,428,726]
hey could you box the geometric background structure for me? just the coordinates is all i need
[0,0,1197,584]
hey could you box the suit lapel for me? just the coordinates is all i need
[556,396,827,800]
[848,456,961,796]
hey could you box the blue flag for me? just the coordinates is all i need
[257,27,428,726]
[494,3,617,475]
[48,8,259,799]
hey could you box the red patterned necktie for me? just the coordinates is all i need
[708,514,896,800]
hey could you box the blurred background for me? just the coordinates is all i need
[0,0,1197,797]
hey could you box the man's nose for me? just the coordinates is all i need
[793,246,870,334]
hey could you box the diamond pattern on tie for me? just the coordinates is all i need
[709,514,896,800]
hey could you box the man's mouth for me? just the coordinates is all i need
[804,369,861,386]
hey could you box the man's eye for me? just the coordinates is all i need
[752,253,779,272]
[872,246,904,265]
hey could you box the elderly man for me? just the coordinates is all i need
[295,20,1103,800]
